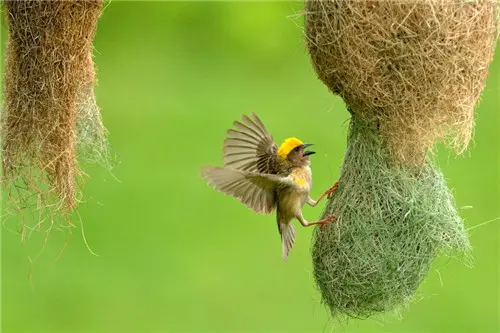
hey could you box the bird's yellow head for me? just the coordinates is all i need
[277,137,315,163]
[277,137,303,159]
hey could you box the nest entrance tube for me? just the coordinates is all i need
[1,0,109,237]
[312,116,470,318]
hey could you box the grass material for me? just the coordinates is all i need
[305,0,498,164]
[1,0,109,236]
[312,116,471,319]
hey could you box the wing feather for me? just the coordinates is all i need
[224,144,256,151]
[201,166,284,214]
[222,113,278,174]
[224,156,260,171]
[249,114,269,134]
[224,138,257,146]
[223,152,257,158]
[233,122,263,141]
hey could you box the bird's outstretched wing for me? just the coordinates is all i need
[222,113,279,174]
[201,166,287,214]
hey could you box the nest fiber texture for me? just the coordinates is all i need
[2,0,104,216]
[305,0,499,164]
[76,56,111,167]
[312,117,470,319]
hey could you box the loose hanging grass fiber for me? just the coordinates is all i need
[1,0,109,236]
[312,116,471,319]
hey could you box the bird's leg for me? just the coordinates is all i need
[309,216,335,230]
[307,181,340,207]
[296,212,336,228]
[326,181,340,199]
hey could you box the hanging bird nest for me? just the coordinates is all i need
[305,0,499,165]
[311,117,470,319]
[304,0,498,320]
[1,0,110,237]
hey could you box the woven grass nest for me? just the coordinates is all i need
[1,0,111,237]
[306,0,499,165]
[304,0,498,320]
[312,117,470,318]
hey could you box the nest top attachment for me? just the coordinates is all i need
[306,0,499,164]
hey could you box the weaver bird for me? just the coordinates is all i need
[201,113,338,260]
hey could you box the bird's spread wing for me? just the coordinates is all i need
[222,113,278,174]
[201,166,286,214]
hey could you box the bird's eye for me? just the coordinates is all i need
[293,146,300,152]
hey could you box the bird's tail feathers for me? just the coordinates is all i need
[279,222,296,261]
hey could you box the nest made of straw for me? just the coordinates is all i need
[312,116,470,319]
[1,0,109,224]
[305,0,499,164]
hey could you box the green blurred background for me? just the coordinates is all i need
[1,2,498,332]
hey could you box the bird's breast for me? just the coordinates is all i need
[290,166,312,192]
[276,166,312,217]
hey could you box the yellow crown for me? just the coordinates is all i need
[277,137,303,159]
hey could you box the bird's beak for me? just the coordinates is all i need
[302,143,315,157]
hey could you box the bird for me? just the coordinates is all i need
[201,113,339,261]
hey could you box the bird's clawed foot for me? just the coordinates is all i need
[307,215,336,230]
[326,181,340,199]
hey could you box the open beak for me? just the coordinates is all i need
[302,143,315,157]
